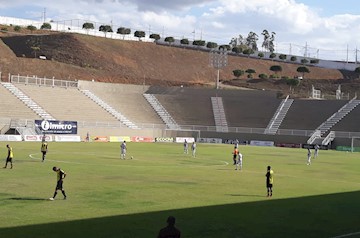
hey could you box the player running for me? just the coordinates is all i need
[307,148,312,165]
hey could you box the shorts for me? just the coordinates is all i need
[6,157,12,162]
[121,149,126,154]
[56,180,64,190]
[42,151,47,155]
[266,183,273,188]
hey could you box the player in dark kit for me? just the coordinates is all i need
[158,216,181,238]
[3,144,13,169]
[266,166,274,197]
[41,141,48,162]
[50,167,67,200]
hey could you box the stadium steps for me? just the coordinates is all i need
[211,97,228,132]
[143,93,180,130]
[314,97,360,136]
[265,95,294,134]
[1,82,55,121]
[80,89,140,129]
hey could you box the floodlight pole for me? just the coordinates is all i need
[210,48,228,89]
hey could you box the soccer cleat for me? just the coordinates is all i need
[63,196,67,200]
[49,198,54,201]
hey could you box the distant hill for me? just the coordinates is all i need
[0,26,359,98]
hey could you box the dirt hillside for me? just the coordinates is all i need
[0,28,359,98]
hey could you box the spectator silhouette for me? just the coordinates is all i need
[158,216,181,238]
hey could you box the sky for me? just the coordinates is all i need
[0,0,360,61]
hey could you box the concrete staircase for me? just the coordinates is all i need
[81,89,140,129]
[143,93,180,130]
[265,95,294,134]
[315,97,360,136]
[1,82,55,120]
[211,96,228,132]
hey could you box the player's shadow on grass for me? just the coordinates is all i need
[8,197,48,201]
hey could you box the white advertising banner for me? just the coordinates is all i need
[54,135,81,142]
[250,140,274,147]
[23,135,53,142]
[0,135,22,141]
[175,137,195,143]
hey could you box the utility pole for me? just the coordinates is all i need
[43,8,46,23]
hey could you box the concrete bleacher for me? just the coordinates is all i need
[279,100,348,130]
[331,103,360,132]
[78,81,163,125]
[15,84,119,123]
[0,83,39,119]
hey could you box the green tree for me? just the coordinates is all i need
[40,22,51,30]
[192,40,205,46]
[219,45,230,51]
[27,25,37,33]
[164,36,175,45]
[243,48,254,57]
[258,52,264,58]
[270,65,283,76]
[301,58,309,64]
[286,78,300,86]
[233,69,244,79]
[259,73,268,79]
[150,33,160,41]
[99,25,113,38]
[245,69,256,78]
[14,25,21,32]
[290,56,297,62]
[134,30,145,41]
[31,46,40,58]
[245,31,258,51]
[117,27,131,39]
[82,22,94,30]
[297,66,310,78]
[310,59,319,64]
[232,46,243,54]
[206,42,218,49]
[355,67,360,73]
[279,54,287,60]
[269,53,277,60]
[180,38,189,45]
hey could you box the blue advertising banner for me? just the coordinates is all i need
[35,120,78,134]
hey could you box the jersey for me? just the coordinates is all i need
[56,169,66,182]
[266,170,274,185]
[7,146,13,158]
[41,142,48,152]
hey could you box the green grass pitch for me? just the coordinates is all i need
[0,141,360,238]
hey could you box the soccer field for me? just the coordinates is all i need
[0,141,359,238]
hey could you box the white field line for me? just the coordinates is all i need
[330,231,360,238]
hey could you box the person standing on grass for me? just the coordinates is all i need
[307,148,312,165]
[50,166,67,200]
[158,216,181,238]
[121,141,127,159]
[232,146,239,165]
[183,140,188,154]
[314,144,319,159]
[266,166,274,197]
[3,144,13,169]
[191,142,196,158]
[41,140,48,162]
[235,153,243,171]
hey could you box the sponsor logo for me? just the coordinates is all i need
[155,137,174,143]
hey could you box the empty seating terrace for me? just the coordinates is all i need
[0,83,39,119]
[78,81,163,125]
[280,100,347,131]
[331,103,360,132]
[15,84,119,123]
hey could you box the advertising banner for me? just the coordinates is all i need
[54,135,81,142]
[131,136,154,142]
[0,135,22,141]
[223,139,248,145]
[35,120,77,134]
[275,143,302,148]
[92,136,109,142]
[23,135,53,142]
[250,140,274,147]
[155,137,174,143]
[302,144,329,150]
[175,137,195,143]
[109,136,131,142]
[197,138,223,144]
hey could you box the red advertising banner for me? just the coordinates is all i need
[92,136,109,142]
[131,136,154,142]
